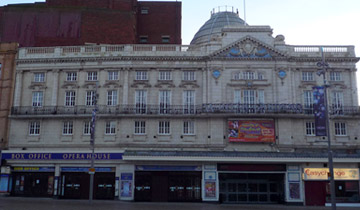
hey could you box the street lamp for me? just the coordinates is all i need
[316,48,336,210]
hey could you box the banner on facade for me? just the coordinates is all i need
[313,86,327,136]
[2,152,123,160]
[228,120,275,143]
[303,168,359,180]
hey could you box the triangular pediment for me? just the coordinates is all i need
[210,36,287,59]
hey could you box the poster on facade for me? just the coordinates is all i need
[228,120,275,142]
[289,183,301,199]
[313,86,326,136]
[205,181,216,198]
[121,181,132,197]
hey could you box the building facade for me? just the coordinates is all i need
[0,0,181,47]
[1,10,360,206]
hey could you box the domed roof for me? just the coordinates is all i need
[190,11,246,45]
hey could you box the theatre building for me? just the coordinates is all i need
[1,7,360,206]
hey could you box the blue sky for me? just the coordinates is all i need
[2,0,360,102]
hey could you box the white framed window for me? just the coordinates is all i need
[332,91,343,110]
[107,90,118,106]
[303,90,314,112]
[183,121,195,135]
[62,121,73,135]
[258,90,265,104]
[330,71,341,81]
[108,71,119,80]
[65,91,76,107]
[86,91,96,106]
[159,71,171,81]
[66,72,77,81]
[257,72,264,80]
[183,90,195,114]
[233,72,242,80]
[183,71,195,81]
[32,91,43,107]
[135,90,147,113]
[134,121,146,134]
[83,121,91,135]
[302,72,314,81]
[29,121,40,135]
[243,71,255,80]
[243,89,255,105]
[87,72,98,81]
[34,72,45,82]
[105,121,116,135]
[305,122,315,136]
[159,121,170,134]
[135,71,148,80]
[234,90,241,103]
[334,122,347,136]
[159,90,171,114]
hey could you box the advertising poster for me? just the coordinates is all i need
[313,86,326,136]
[228,120,275,142]
[121,181,132,197]
[205,181,216,198]
[0,175,9,192]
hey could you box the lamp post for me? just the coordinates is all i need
[89,82,98,204]
[316,48,336,210]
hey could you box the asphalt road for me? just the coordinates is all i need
[0,197,357,210]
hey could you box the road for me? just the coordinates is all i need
[0,197,357,210]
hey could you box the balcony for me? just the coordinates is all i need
[10,104,360,117]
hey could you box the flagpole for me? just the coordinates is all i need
[243,0,247,25]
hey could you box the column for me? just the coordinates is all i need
[13,71,23,106]
[122,69,129,105]
[53,165,60,198]
[51,70,59,106]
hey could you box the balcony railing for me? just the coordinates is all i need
[10,104,360,116]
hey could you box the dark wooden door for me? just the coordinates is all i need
[305,181,327,206]
[151,173,168,202]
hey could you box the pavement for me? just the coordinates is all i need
[0,197,357,210]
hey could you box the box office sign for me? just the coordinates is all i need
[2,152,123,160]
[303,168,360,180]
[228,120,275,143]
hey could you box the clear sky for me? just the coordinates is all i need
[1,0,360,103]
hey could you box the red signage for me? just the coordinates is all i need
[228,120,275,143]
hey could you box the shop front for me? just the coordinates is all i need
[303,168,360,206]
[11,167,55,197]
[134,165,202,202]
[218,164,286,204]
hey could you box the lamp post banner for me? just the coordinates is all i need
[313,86,326,136]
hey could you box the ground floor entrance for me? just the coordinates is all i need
[11,172,54,197]
[135,171,201,202]
[219,173,285,204]
[60,172,115,200]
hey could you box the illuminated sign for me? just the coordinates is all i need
[2,152,123,160]
[228,120,275,143]
[303,168,359,180]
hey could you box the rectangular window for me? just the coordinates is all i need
[233,72,242,80]
[134,121,146,134]
[139,36,148,43]
[83,121,91,135]
[302,72,314,81]
[108,71,119,80]
[135,71,148,80]
[330,71,341,81]
[34,72,45,82]
[105,121,116,134]
[86,91,96,106]
[183,121,195,135]
[257,72,264,80]
[258,90,265,104]
[243,89,255,105]
[29,121,40,135]
[87,72,98,81]
[63,121,73,135]
[159,90,171,114]
[305,122,315,136]
[183,71,195,81]
[162,36,170,43]
[140,8,148,14]
[66,72,77,81]
[65,91,76,107]
[234,90,241,103]
[243,72,255,80]
[159,71,171,81]
[304,90,314,113]
[183,90,195,114]
[332,91,344,110]
[135,90,147,113]
[107,90,118,106]
[32,91,43,107]
[335,122,347,136]
[159,121,170,134]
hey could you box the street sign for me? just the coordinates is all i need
[88,168,95,174]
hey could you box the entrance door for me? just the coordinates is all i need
[94,173,115,200]
[305,181,327,206]
[152,173,168,202]
[62,173,89,199]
